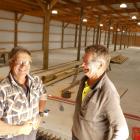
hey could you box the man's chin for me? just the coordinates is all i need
[83,69,89,73]
[84,72,89,77]
[18,72,28,76]
[84,72,94,79]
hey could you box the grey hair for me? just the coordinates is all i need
[9,47,31,63]
[85,45,111,69]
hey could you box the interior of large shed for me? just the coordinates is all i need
[0,0,140,140]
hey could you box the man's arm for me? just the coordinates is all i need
[106,92,129,140]
[0,119,33,136]
[39,93,47,112]
[32,94,47,130]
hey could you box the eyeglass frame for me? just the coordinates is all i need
[14,60,32,66]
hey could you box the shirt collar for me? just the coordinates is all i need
[91,72,106,90]
[8,72,34,87]
[83,72,106,91]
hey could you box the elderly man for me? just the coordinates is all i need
[72,45,129,140]
[0,47,47,140]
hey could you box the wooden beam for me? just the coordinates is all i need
[85,0,140,6]
[107,19,112,49]
[17,13,24,23]
[120,26,123,50]
[50,0,58,9]
[96,16,100,45]
[114,24,119,51]
[35,0,47,13]
[124,27,128,49]
[62,0,80,7]
[14,12,18,47]
[93,27,96,45]
[99,28,102,45]
[61,22,64,49]
[64,23,69,28]
[74,24,78,48]
[127,30,131,48]
[104,30,107,45]
[77,6,83,61]
[84,26,88,47]
[43,10,51,69]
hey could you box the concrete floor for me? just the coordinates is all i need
[0,46,140,140]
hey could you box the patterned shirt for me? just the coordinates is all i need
[0,73,47,138]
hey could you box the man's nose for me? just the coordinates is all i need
[82,62,86,67]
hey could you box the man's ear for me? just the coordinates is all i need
[9,60,14,68]
[97,59,105,70]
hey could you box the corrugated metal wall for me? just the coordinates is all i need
[0,10,108,51]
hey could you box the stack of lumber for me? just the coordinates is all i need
[110,54,128,64]
[37,129,65,140]
[36,127,69,140]
[32,61,82,86]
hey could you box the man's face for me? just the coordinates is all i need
[82,52,99,78]
[11,52,32,79]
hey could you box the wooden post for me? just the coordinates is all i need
[123,27,127,49]
[133,33,135,46]
[130,33,133,46]
[84,26,88,47]
[42,17,45,51]
[96,16,100,45]
[77,6,83,61]
[131,33,133,46]
[36,0,58,70]
[43,8,51,69]
[74,24,78,48]
[114,24,118,51]
[14,12,18,47]
[134,33,136,46]
[93,27,96,45]
[131,33,134,46]
[127,30,131,48]
[120,26,123,50]
[104,30,107,45]
[61,22,64,49]
[107,19,111,49]
[99,28,102,45]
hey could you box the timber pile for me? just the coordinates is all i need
[36,129,67,140]
[33,61,82,86]
[110,54,128,64]
[42,66,82,86]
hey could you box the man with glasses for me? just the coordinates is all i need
[72,45,129,140]
[0,47,47,140]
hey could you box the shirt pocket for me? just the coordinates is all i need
[80,100,107,125]
[85,101,98,122]
[7,92,23,108]
[30,87,40,105]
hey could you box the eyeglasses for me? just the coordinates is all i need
[82,60,97,66]
[14,60,32,66]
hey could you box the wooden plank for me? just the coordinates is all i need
[110,54,128,64]
[33,61,82,86]
[33,61,82,77]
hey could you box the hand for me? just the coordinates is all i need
[32,116,42,130]
[19,121,33,135]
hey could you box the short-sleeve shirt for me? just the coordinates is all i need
[0,73,47,138]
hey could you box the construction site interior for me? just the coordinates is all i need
[0,0,140,140]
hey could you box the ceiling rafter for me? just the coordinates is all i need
[35,0,47,13]
[50,0,59,9]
